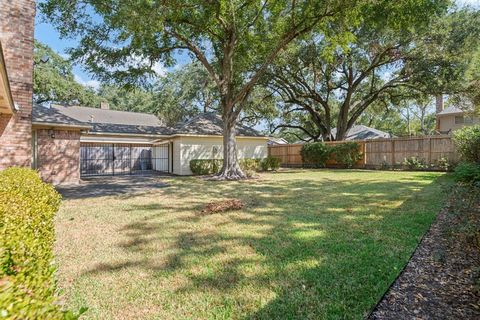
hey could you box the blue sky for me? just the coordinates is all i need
[35,0,480,89]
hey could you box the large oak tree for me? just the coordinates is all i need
[40,0,356,179]
[267,1,453,141]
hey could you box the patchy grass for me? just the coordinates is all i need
[55,169,451,319]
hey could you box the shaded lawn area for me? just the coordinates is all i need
[55,170,451,319]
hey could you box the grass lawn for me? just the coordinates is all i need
[55,169,450,319]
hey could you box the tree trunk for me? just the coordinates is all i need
[216,114,247,180]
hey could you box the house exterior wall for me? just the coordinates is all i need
[35,129,81,184]
[0,0,35,169]
[172,135,268,175]
[438,114,480,133]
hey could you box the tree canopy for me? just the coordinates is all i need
[266,0,454,141]
[33,41,100,106]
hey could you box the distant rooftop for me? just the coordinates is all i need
[437,106,464,116]
[332,125,393,140]
[175,112,264,137]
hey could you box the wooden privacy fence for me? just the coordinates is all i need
[268,135,457,169]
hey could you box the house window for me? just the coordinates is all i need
[454,116,464,124]
[464,116,474,124]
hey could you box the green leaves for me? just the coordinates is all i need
[34,41,101,106]
[0,168,65,319]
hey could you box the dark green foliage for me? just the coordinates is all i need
[300,143,333,168]
[190,159,263,176]
[437,157,454,172]
[34,41,100,106]
[0,168,84,319]
[453,125,480,163]
[260,156,281,171]
[403,157,427,170]
[332,142,362,168]
[454,162,480,185]
[190,159,224,175]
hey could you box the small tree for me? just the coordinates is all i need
[41,0,355,179]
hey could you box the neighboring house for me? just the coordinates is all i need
[331,125,394,141]
[32,104,268,184]
[436,106,480,134]
[268,137,289,145]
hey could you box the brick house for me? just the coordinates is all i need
[0,0,267,185]
[31,104,267,184]
[0,0,35,169]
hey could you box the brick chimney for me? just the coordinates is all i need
[0,0,35,169]
[435,94,444,131]
[100,101,110,110]
[435,94,443,114]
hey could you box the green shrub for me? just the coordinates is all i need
[452,125,480,163]
[300,143,332,168]
[437,157,455,171]
[0,168,78,319]
[190,159,223,175]
[190,158,263,176]
[332,142,362,168]
[239,158,261,177]
[402,157,426,170]
[260,156,281,171]
[239,158,261,171]
[453,162,480,184]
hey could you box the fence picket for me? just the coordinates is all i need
[268,135,457,169]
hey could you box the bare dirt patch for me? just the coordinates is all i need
[369,185,480,319]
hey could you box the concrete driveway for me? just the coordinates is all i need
[56,173,170,199]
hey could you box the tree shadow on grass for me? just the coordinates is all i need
[79,171,451,319]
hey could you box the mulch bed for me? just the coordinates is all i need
[369,185,480,320]
[200,199,244,215]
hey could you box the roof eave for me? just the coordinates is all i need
[32,121,92,130]
[85,131,172,138]
[169,133,269,139]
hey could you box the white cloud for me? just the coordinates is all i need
[456,0,480,7]
[74,74,101,90]
[152,61,167,77]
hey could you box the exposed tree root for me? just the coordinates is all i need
[209,167,247,181]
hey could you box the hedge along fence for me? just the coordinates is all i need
[0,168,83,319]
[268,135,458,170]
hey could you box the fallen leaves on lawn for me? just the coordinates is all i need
[200,199,244,215]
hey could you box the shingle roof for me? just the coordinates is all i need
[175,112,264,137]
[32,104,91,128]
[32,106,262,137]
[437,106,464,116]
[91,123,173,135]
[332,125,393,140]
[33,104,173,135]
[50,104,164,126]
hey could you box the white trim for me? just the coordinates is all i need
[80,135,157,144]
[85,131,170,138]
[166,134,269,139]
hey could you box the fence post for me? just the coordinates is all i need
[427,137,432,165]
[362,141,367,168]
[391,140,395,167]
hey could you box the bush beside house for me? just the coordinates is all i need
[0,168,80,319]
[190,157,280,176]
[453,125,480,184]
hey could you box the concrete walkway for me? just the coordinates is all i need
[56,173,170,199]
